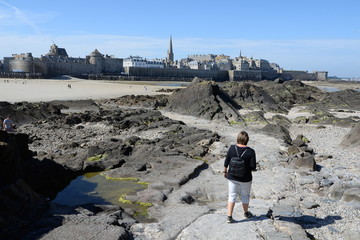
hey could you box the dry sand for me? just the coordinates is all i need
[0,77,186,103]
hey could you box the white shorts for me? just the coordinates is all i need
[228,180,252,204]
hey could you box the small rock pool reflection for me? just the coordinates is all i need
[53,171,149,220]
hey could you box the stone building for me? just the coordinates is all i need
[3,44,123,76]
[123,56,164,68]
[232,57,250,70]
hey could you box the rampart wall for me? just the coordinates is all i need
[124,67,229,81]
[45,61,97,76]
[281,70,317,81]
[0,72,43,78]
[102,58,123,73]
[9,59,34,73]
[229,70,262,81]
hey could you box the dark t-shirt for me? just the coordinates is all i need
[224,145,256,182]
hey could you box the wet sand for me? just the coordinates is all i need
[303,80,360,91]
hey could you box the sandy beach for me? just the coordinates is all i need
[0,77,186,103]
[2,77,359,103]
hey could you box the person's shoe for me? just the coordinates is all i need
[244,211,254,219]
[226,216,234,223]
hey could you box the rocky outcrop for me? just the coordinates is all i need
[97,94,169,110]
[0,101,62,125]
[261,124,292,145]
[319,89,360,111]
[223,81,286,113]
[0,129,135,240]
[287,134,317,170]
[0,131,48,240]
[22,204,133,240]
[10,103,220,239]
[341,122,360,150]
[222,80,360,115]
[166,78,242,122]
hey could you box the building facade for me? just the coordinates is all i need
[123,56,164,68]
[3,44,123,76]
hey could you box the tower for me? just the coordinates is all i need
[88,49,104,74]
[167,35,174,63]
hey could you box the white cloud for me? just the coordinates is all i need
[0,1,41,34]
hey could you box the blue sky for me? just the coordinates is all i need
[0,0,359,77]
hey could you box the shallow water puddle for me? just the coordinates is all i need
[53,171,148,216]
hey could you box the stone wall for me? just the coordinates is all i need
[0,72,43,78]
[228,70,262,81]
[125,67,229,81]
[102,58,123,74]
[45,61,98,76]
[281,70,317,81]
[9,58,34,73]
[314,71,328,81]
[5,57,122,76]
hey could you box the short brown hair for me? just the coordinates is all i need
[237,131,249,145]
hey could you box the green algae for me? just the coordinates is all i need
[119,194,133,204]
[100,172,139,181]
[137,181,150,186]
[229,120,245,125]
[119,193,152,217]
[193,156,203,160]
[86,153,108,162]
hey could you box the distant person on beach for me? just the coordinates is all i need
[3,116,14,132]
[223,131,257,223]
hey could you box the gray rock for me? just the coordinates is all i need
[341,122,360,150]
[288,152,316,170]
[22,204,131,240]
[131,205,211,240]
[343,229,360,240]
[271,204,297,218]
[261,124,292,145]
[175,213,262,240]
[341,188,360,202]
[36,223,127,240]
[166,79,242,122]
[327,182,359,200]
[300,201,319,209]
[287,145,300,155]
[320,179,333,188]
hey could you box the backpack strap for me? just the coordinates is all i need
[234,145,247,157]
[234,145,240,157]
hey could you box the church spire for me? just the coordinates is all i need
[167,35,174,63]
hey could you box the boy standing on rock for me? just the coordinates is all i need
[223,131,257,223]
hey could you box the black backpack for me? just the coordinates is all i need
[228,146,247,178]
